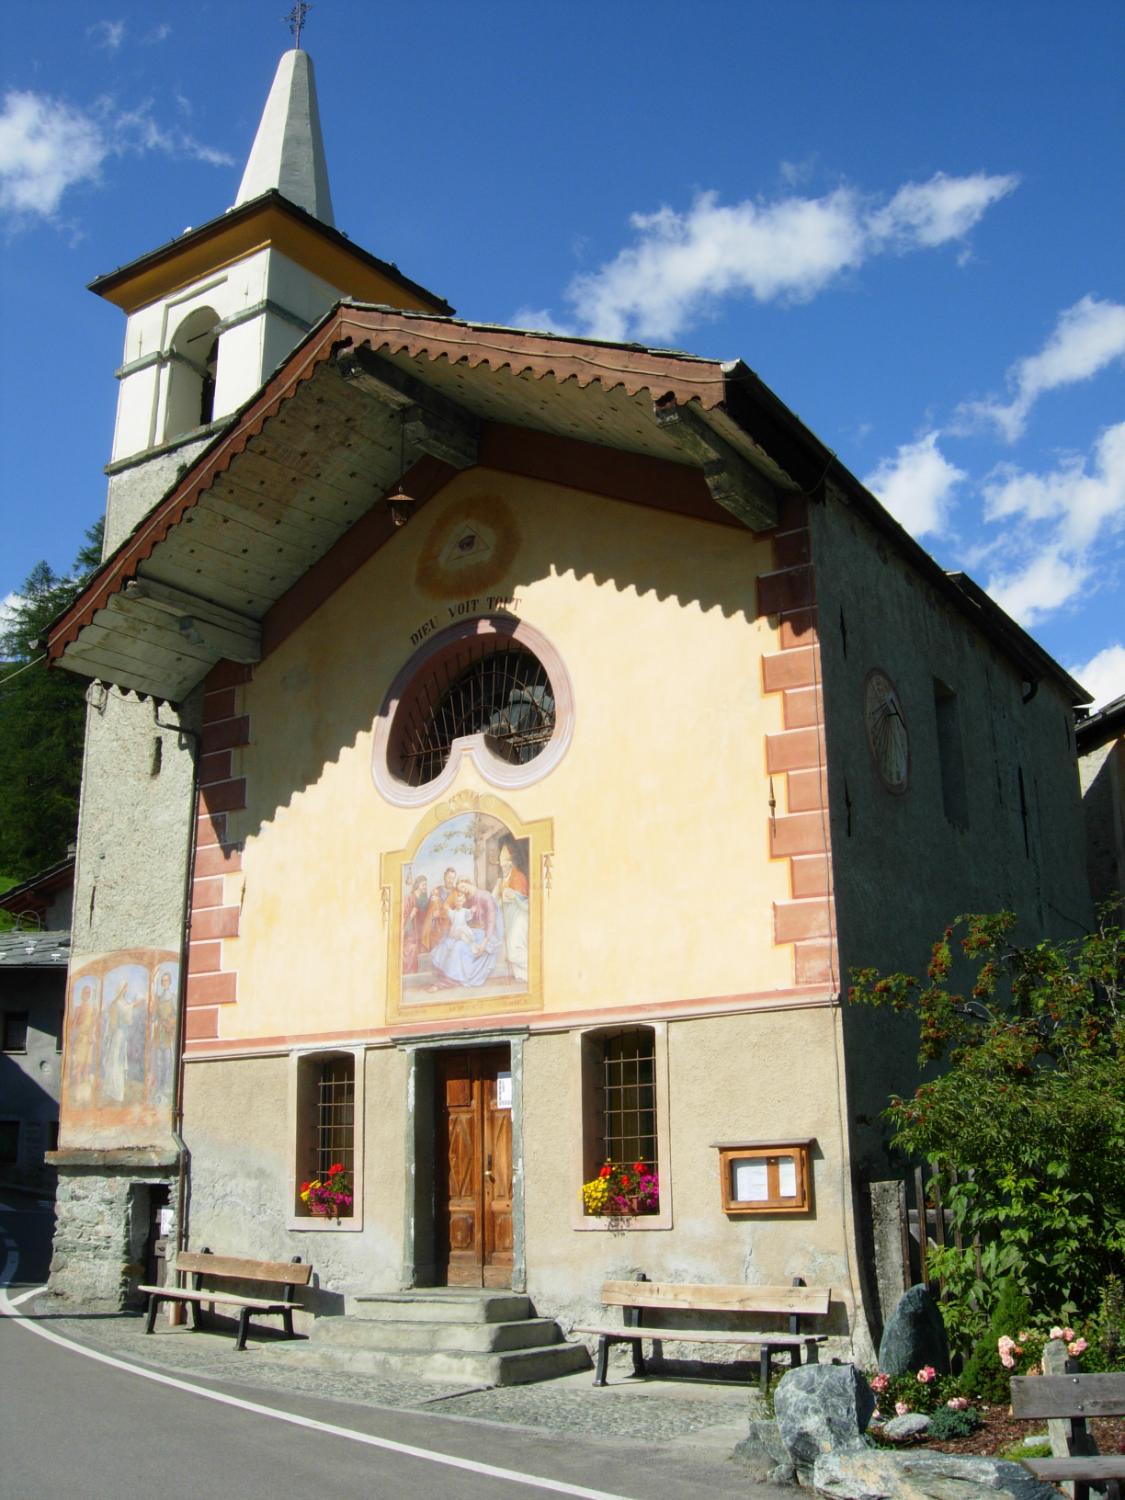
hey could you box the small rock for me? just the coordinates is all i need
[880,1413,930,1441]
[812,1448,1060,1498]
[877,1286,950,1377]
[774,1363,875,1483]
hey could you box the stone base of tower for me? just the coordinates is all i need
[47,1150,179,1309]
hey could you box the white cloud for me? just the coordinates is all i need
[0,89,233,226]
[527,170,1017,343]
[981,421,1125,626]
[863,432,967,538]
[143,23,172,44]
[959,296,1125,442]
[868,170,1019,249]
[89,19,126,52]
[1068,643,1125,710]
[0,92,106,217]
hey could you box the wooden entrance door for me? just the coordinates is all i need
[435,1048,514,1288]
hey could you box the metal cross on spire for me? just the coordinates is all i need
[285,2,312,48]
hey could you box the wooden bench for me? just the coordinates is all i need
[574,1277,830,1393]
[1010,1370,1125,1500]
[138,1248,313,1352]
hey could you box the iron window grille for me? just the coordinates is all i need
[394,641,555,787]
[597,1031,657,1172]
[313,1058,354,1197]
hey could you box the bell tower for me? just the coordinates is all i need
[91,46,450,551]
[48,43,450,1307]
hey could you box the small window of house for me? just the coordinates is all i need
[163,306,220,442]
[295,1053,355,1219]
[373,619,573,806]
[579,1028,660,1217]
[2,1011,29,1052]
[933,679,969,828]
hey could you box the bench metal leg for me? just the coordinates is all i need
[282,1308,294,1339]
[759,1346,773,1395]
[804,1337,819,1364]
[593,1336,610,1387]
[188,1299,203,1331]
[630,1337,646,1379]
[144,1295,160,1335]
[235,1307,252,1352]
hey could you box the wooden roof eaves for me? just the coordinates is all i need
[45,307,732,667]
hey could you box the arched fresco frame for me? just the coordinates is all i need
[381,791,553,1024]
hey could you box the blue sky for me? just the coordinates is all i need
[2,1,1123,703]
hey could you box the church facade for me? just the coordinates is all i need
[44,49,1092,1359]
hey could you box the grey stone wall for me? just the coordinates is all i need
[1079,738,1125,905]
[49,1166,173,1308]
[810,489,1094,1180]
[103,433,214,552]
[69,685,201,963]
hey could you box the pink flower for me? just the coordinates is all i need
[947,1397,970,1410]
[1067,1338,1088,1356]
[997,1335,1015,1352]
[916,1365,937,1384]
[1018,1330,1030,1343]
[870,1373,890,1393]
[1049,1326,1065,1340]
[894,1401,910,1416]
[1062,1327,1075,1343]
[1000,1351,1015,1369]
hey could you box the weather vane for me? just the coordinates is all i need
[285,3,312,47]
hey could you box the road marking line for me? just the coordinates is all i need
[0,1280,633,1500]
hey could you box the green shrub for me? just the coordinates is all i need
[960,1279,1032,1402]
[1001,1438,1052,1460]
[926,1404,982,1440]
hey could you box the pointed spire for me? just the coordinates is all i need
[234,50,335,225]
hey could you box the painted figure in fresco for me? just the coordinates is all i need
[492,842,530,983]
[421,866,459,952]
[101,969,148,1103]
[66,975,100,1105]
[427,885,503,989]
[147,963,179,1109]
[402,876,431,975]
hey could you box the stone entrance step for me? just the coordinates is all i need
[285,1288,591,1386]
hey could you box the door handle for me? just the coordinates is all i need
[485,1152,493,1180]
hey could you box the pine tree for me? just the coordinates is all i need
[0,520,103,883]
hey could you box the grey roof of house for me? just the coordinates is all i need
[0,930,71,968]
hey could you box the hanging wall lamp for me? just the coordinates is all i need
[387,411,416,527]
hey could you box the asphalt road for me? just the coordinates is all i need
[0,1190,779,1500]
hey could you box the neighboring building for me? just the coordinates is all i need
[42,46,1094,1357]
[0,855,74,1186]
[1076,694,1125,908]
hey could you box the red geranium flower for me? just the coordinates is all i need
[328,1163,344,1176]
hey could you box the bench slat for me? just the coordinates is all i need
[173,1253,313,1285]
[600,1280,829,1316]
[1010,1372,1125,1419]
[1024,1457,1125,1481]
[137,1286,299,1311]
[574,1324,825,1346]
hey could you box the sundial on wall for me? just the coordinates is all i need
[864,668,909,792]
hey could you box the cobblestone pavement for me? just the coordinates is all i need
[27,1297,756,1451]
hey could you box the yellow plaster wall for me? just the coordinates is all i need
[217,469,796,1044]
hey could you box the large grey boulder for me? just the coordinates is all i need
[877,1285,950,1376]
[732,1419,797,1486]
[774,1363,875,1482]
[812,1448,1060,1498]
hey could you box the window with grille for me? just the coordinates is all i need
[391,638,555,788]
[297,1054,355,1217]
[596,1030,657,1174]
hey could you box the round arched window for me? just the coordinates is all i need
[372,618,573,806]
